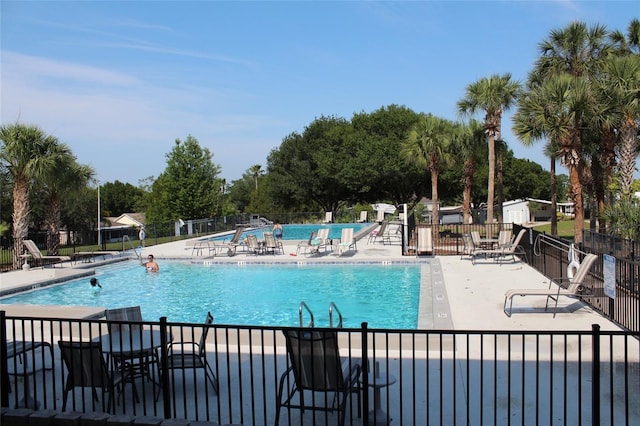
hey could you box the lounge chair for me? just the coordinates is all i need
[356,211,368,223]
[504,253,598,317]
[375,209,385,223]
[460,234,476,259]
[245,234,262,256]
[415,227,433,256]
[275,329,361,426]
[472,229,527,264]
[323,211,333,224]
[214,226,246,256]
[316,228,331,252]
[163,311,219,395]
[58,340,128,412]
[497,230,513,249]
[367,221,388,244]
[296,231,322,256]
[335,228,356,256]
[21,239,70,268]
[263,232,284,255]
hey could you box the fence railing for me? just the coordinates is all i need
[2,312,639,425]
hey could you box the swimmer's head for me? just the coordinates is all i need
[90,277,101,288]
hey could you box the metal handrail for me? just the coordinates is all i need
[122,235,142,261]
[298,301,314,327]
[329,301,343,328]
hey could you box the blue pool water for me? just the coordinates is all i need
[1,261,420,329]
[209,223,371,242]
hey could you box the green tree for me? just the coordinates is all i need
[145,135,221,223]
[100,180,146,216]
[458,73,521,224]
[454,119,486,223]
[0,123,72,268]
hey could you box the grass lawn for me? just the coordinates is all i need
[532,220,590,240]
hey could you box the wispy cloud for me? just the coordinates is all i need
[2,51,140,87]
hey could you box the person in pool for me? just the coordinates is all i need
[90,277,102,288]
[144,254,160,272]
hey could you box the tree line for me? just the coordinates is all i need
[1,19,638,268]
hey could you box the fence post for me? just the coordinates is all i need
[159,316,171,419]
[1,311,9,408]
[592,323,601,426]
[361,322,369,426]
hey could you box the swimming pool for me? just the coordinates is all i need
[0,261,420,329]
[208,223,371,242]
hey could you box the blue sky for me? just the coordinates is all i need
[1,1,637,186]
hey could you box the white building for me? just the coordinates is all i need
[502,199,575,224]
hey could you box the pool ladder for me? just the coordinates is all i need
[298,301,343,328]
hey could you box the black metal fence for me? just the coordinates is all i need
[513,224,640,334]
[2,312,639,425]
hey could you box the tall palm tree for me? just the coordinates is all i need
[42,155,94,255]
[402,114,454,228]
[456,120,486,224]
[513,74,592,241]
[457,73,521,225]
[0,123,64,269]
[248,164,263,192]
[524,22,612,243]
[599,55,640,197]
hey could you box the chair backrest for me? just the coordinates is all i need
[340,228,354,244]
[198,311,214,358]
[316,228,329,243]
[498,230,513,247]
[324,212,332,223]
[23,240,43,259]
[105,306,142,333]
[376,209,385,223]
[508,229,527,250]
[417,227,432,252]
[358,211,368,222]
[377,221,388,236]
[229,227,244,244]
[246,234,259,250]
[470,231,481,246]
[567,254,598,292]
[264,232,276,248]
[58,340,110,389]
[283,329,343,392]
[462,234,475,253]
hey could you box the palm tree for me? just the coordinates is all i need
[599,55,640,197]
[248,164,263,192]
[402,114,454,228]
[456,119,486,224]
[0,123,64,269]
[523,22,612,243]
[457,73,521,225]
[42,155,94,255]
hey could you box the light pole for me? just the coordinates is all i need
[220,179,227,225]
[97,182,101,247]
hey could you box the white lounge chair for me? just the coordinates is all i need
[415,227,433,256]
[335,228,356,256]
[504,253,598,317]
[22,239,70,268]
[323,211,333,223]
[356,211,368,223]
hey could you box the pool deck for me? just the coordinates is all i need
[2,228,636,425]
[0,228,624,333]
